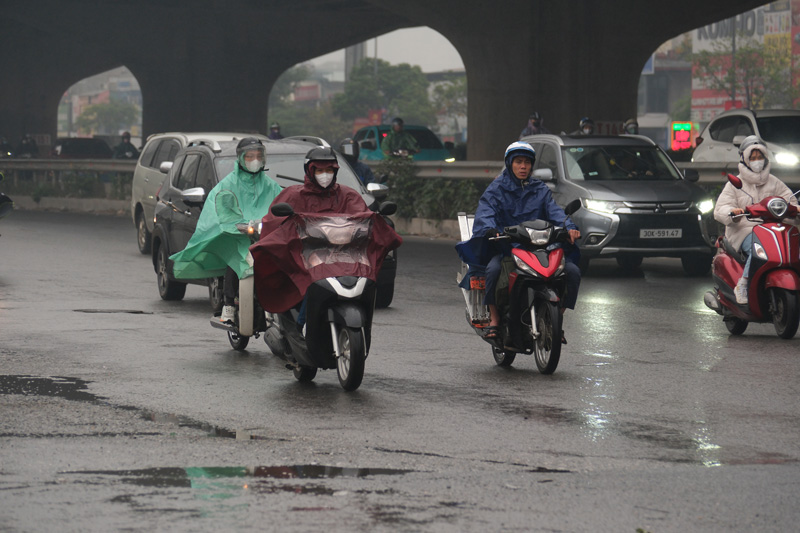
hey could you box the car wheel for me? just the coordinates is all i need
[156,244,186,301]
[136,209,152,254]
[681,253,712,277]
[375,283,394,309]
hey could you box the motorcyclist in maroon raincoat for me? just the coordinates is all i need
[251,146,402,314]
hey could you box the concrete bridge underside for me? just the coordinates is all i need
[1,0,767,160]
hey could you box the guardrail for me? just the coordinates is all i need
[1,158,798,189]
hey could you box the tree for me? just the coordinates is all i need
[432,75,467,118]
[693,33,797,109]
[332,58,436,126]
[269,101,351,144]
[74,100,139,136]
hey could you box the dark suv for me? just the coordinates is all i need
[151,138,397,310]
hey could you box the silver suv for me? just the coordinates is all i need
[692,109,800,178]
[131,132,269,253]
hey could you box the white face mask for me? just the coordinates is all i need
[749,160,765,172]
[316,171,334,188]
[245,159,263,173]
[583,128,592,135]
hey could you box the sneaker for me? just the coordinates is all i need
[220,305,236,323]
[734,277,748,305]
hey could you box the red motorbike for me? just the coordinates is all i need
[704,174,800,338]
[457,200,580,374]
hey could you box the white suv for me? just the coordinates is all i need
[692,109,800,178]
[131,132,269,253]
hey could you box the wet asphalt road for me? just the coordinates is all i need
[1,209,799,532]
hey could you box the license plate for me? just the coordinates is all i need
[640,228,682,238]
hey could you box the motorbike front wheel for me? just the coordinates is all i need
[293,365,317,382]
[533,300,562,374]
[337,326,366,391]
[227,330,249,351]
[770,288,800,339]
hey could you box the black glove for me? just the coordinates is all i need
[485,228,499,238]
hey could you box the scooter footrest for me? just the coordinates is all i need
[209,318,236,332]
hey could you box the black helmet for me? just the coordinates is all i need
[529,111,542,122]
[579,117,594,128]
[391,117,404,127]
[339,138,359,161]
[236,137,266,174]
[304,146,339,177]
[624,118,639,134]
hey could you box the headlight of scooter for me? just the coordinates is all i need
[525,227,552,245]
[767,197,788,218]
[513,254,540,277]
[753,242,768,261]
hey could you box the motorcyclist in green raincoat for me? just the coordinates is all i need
[170,137,282,324]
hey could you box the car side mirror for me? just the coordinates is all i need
[367,182,389,200]
[564,198,582,216]
[360,139,376,151]
[379,201,397,216]
[732,135,747,147]
[683,168,699,182]
[533,168,554,181]
[727,173,743,189]
[181,187,207,207]
[271,202,295,217]
[159,161,173,173]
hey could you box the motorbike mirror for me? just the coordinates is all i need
[271,202,295,217]
[563,198,582,216]
[727,173,743,189]
[379,201,397,216]
[367,182,389,200]
[181,187,207,207]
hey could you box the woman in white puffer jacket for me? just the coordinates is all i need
[713,135,799,303]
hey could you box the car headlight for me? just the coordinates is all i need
[583,198,625,214]
[697,198,714,214]
[774,152,799,167]
[526,227,552,245]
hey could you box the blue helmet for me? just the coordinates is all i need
[504,141,536,174]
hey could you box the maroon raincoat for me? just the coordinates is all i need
[251,166,402,312]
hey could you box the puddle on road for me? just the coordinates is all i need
[0,375,264,441]
[66,465,411,497]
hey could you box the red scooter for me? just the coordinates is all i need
[704,174,800,338]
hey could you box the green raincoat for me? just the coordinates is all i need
[169,166,282,280]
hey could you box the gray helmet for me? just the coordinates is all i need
[738,135,764,157]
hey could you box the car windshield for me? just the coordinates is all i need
[562,145,681,181]
[378,127,444,149]
[755,116,800,144]
[214,154,365,192]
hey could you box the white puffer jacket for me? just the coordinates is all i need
[713,140,799,250]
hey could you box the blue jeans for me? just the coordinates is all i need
[740,233,753,278]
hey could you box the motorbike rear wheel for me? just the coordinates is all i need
[337,326,366,391]
[227,330,249,351]
[293,365,317,382]
[492,346,516,367]
[770,288,800,339]
[533,300,562,374]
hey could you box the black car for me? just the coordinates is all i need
[151,138,397,311]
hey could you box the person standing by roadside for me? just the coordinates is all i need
[113,132,139,159]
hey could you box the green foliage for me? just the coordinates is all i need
[332,58,436,126]
[74,100,140,136]
[31,183,53,203]
[61,172,103,198]
[379,157,487,219]
[693,34,798,109]
[432,75,467,117]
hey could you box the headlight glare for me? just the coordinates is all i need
[697,199,714,214]
[583,198,624,214]
[774,152,799,167]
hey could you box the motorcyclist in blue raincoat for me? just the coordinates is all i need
[461,141,581,342]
